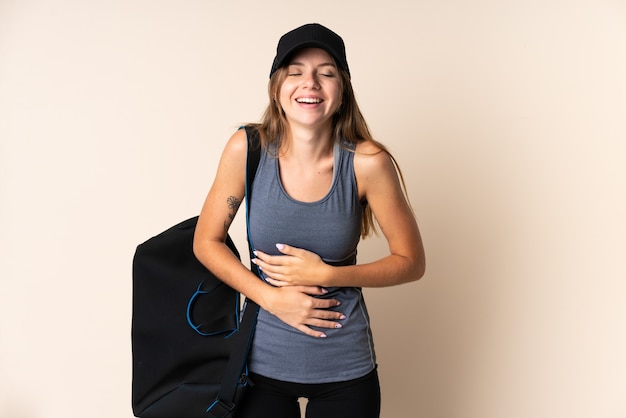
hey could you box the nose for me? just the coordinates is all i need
[303,72,320,88]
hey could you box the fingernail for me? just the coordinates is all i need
[253,250,258,256]
[320,333,328,338]
[335,324,342,329]
[339,314,346,320]
[336,301,341,306]
[251,258,257,264]
[276,243,284,250]
[321,287,329,294]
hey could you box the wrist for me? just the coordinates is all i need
[257,283,278,312]
[320,263,335,287]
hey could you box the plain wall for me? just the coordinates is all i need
[1,1,625,417]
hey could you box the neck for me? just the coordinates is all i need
[281,123,335,162]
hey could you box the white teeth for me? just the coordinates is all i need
[296,98,322,104]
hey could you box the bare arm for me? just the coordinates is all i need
[252,140,425,287]
[192,129,345,337]
[333,140,425,286]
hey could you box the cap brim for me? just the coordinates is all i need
[271,41,345,76]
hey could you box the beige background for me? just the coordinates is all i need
[1,1,625,417]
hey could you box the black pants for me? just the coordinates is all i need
[235,368,381,418]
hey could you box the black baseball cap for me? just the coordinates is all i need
[270,23,350,79]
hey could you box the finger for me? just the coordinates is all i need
[276,243,310,259]
[311,296,343,309]
[275,243,293,255]
[252,256,294,277]
[252,250,284,265]
[251,251,272,266]
[297,286,332,298]
[251,257,285,277]
[265,277,289,287]
[296,324,328,339]
[311,308,346,320]
[307,318,345,330]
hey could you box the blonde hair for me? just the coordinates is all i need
[250,67,410,238]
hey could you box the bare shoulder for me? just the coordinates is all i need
[353,140,400,201]
[222,128,249,161]
[355,139,384,156]
[354,140,395,177]
[211,128,249,192]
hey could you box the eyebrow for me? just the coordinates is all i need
[288,61,337,68]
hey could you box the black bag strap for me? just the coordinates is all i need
[244,126,262,278]
[208,125,262,417]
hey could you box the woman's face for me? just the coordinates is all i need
[277,48,342,131]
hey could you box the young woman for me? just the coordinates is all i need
[193,23,425,418]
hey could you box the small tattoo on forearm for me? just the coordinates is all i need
[227,196,241,211]
[224,196,241,232]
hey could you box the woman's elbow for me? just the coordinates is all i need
[407,249,426,282]
[192,228,214,262]
[192,234,204,261]
[413,256,426,281]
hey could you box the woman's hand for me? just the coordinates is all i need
[263,285,345,338]
[252,244,332,287]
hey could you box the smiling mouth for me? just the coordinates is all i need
[296,98,323,104]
